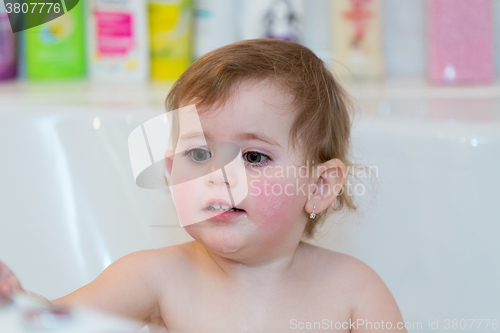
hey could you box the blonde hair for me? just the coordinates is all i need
[166,38,360,238]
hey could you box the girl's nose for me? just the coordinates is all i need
[203,142,241,188]
[204,167,236,189]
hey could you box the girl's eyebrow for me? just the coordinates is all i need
[237,132,281,147]
[179,131,281,147]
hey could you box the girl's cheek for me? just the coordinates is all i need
[171,178,204,226]
[248,177,302,233]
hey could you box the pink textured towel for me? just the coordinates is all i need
[428,0,494,84]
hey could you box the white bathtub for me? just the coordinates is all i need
[314,78,500,327]
[0,81,193,302]
[0,79,499,329]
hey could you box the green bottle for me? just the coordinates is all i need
[25,0,86,80]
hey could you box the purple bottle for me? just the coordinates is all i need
[0,10,17,80]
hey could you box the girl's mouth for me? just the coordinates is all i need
[204,209,246,221]
[205,206,245,212]
[203,204,246,221]
[203,201,245,213]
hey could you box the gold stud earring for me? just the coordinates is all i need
[310,205,316,219]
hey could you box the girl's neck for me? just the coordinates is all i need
[196,240,306,282]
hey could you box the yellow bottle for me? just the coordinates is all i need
[331,0,385,80]
[149,0,193,81]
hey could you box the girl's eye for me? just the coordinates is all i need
[243,151,271,166]
[184,148,271,167]
[184,148,211,162]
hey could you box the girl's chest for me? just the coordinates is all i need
[158,281,352,333]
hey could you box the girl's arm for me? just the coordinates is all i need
[52,250,163,325]
[1,250,163,326]
[348,260,408,333]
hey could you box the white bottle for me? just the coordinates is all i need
[302,0,332,63]
[194,0,238,59]
[87,0,149,82]
[237,0,304,43]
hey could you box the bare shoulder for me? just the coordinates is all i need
[298,241,375,277]
[93,245,191,283]
[299,242,407,332]
[154,241,201,270]
[51,243,196,325]
[115,242,200,293]
[300,241,386,281]
[121,241,199,267]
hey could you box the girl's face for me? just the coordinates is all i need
[167,80,311,261]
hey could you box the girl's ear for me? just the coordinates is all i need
[306,158,346,216]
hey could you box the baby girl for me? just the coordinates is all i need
[0,38,406,332]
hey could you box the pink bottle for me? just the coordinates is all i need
[0,9,17,80]
[428,0,494,84]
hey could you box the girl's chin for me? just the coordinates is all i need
[186,226,250,254]
[201,237,243,255]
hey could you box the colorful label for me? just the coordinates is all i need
[342,0,373,48]
[38,13,75,44]
[26,1,86,79]
[96,11,134,56]
[332,0,384,78]
[149,0,192,80]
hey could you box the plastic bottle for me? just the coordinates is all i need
[331,0,384,80]
[194,0,237,59]
[301,0,332,64]
[25,0,86,80]
[238,0,304,42]
[428,0,494,84]
[87,0,149,82]
[0,2,17,80]
[148,0,193,81]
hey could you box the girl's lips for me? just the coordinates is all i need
[203,198,244,211]
[203,198,232,210]
[203,209,246,222]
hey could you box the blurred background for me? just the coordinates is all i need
[1,0,499,331]
[1,0,499,83]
